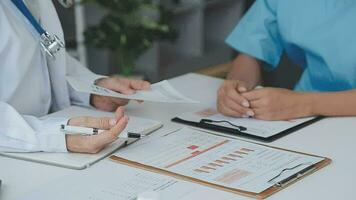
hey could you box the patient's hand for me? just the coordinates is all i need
[242,87,311,121]
[217,80,255,118]
[65,107,128,154]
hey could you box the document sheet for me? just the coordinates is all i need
[18,160,241,200]
[114,128,323,193]
[67,76,199,103]
[177,108,316,138]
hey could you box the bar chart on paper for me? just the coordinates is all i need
[193,147,255,180]
[115,128,323,193]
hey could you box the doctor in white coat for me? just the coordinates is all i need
[0,0,151,153]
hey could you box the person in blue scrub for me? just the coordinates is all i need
[217,0,356,120]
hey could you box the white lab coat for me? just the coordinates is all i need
[0,0,102,152]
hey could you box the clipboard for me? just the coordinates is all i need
[110,128,331,199]
[172,110,323,142]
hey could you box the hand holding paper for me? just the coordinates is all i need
[67,76,199,104]
[91,77,151,111]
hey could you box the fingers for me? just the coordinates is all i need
[218,101,246,117]
[92,77,151,110]
[97,77,135,95]
[241,88,265,101]
[217,80,254,117]
[225,82,250,107]
[93,115,129,147]
[67,116,129,154]
[218,96,253,117]
[128,79,151,90]
[110,80,136,95]
[91,76,151,111]
[68,116,117,130]
[236,82,248,93]
[98,77,151,95]
[114,79,150,94]
[92,95,129,112]
[245,88,291,121]
[115,106,125,120]
[110,97,130,107]
[90,94,119,112]
[69,106,126,129]
[249,100,263,109]
[245,89,270,120]
[107,79,150,105]
[251,108,278,121]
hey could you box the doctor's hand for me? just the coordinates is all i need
[65,107,129,154]
[217,80,255,118]
[242,87,311,121]
[90,76,151,112]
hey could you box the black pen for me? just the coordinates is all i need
[127,132,147,139]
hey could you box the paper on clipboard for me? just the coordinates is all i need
[176,108,317,138]
[67,76,199,104]
[112,127,325,194]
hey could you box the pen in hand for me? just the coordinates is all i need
[61,124,147,139]
[60,124,104,136]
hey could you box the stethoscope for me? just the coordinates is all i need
[11,0,65,59]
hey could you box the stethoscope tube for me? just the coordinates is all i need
[11,0,65,59]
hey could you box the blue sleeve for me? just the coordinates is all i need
[226,0,283,69]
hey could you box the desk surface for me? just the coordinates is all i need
[1,73,355,200]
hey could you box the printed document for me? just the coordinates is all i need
[18,160,241,200]
[114,127,323,193]
[67,76,199,103]
[177,108,316,138]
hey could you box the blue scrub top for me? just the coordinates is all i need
[226,0,356,92]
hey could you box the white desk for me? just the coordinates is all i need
[1,73,355,200]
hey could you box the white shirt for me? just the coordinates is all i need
[0,0,102,152]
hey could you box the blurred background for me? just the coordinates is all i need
[54,0,302,89]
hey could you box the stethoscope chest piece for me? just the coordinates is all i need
[40,32,65,59]
[12,0,65,59]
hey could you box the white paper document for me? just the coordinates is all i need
[114,127,323,193]
[67,76,199,104]
[18,160,241,200]
[177,108,316,138]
